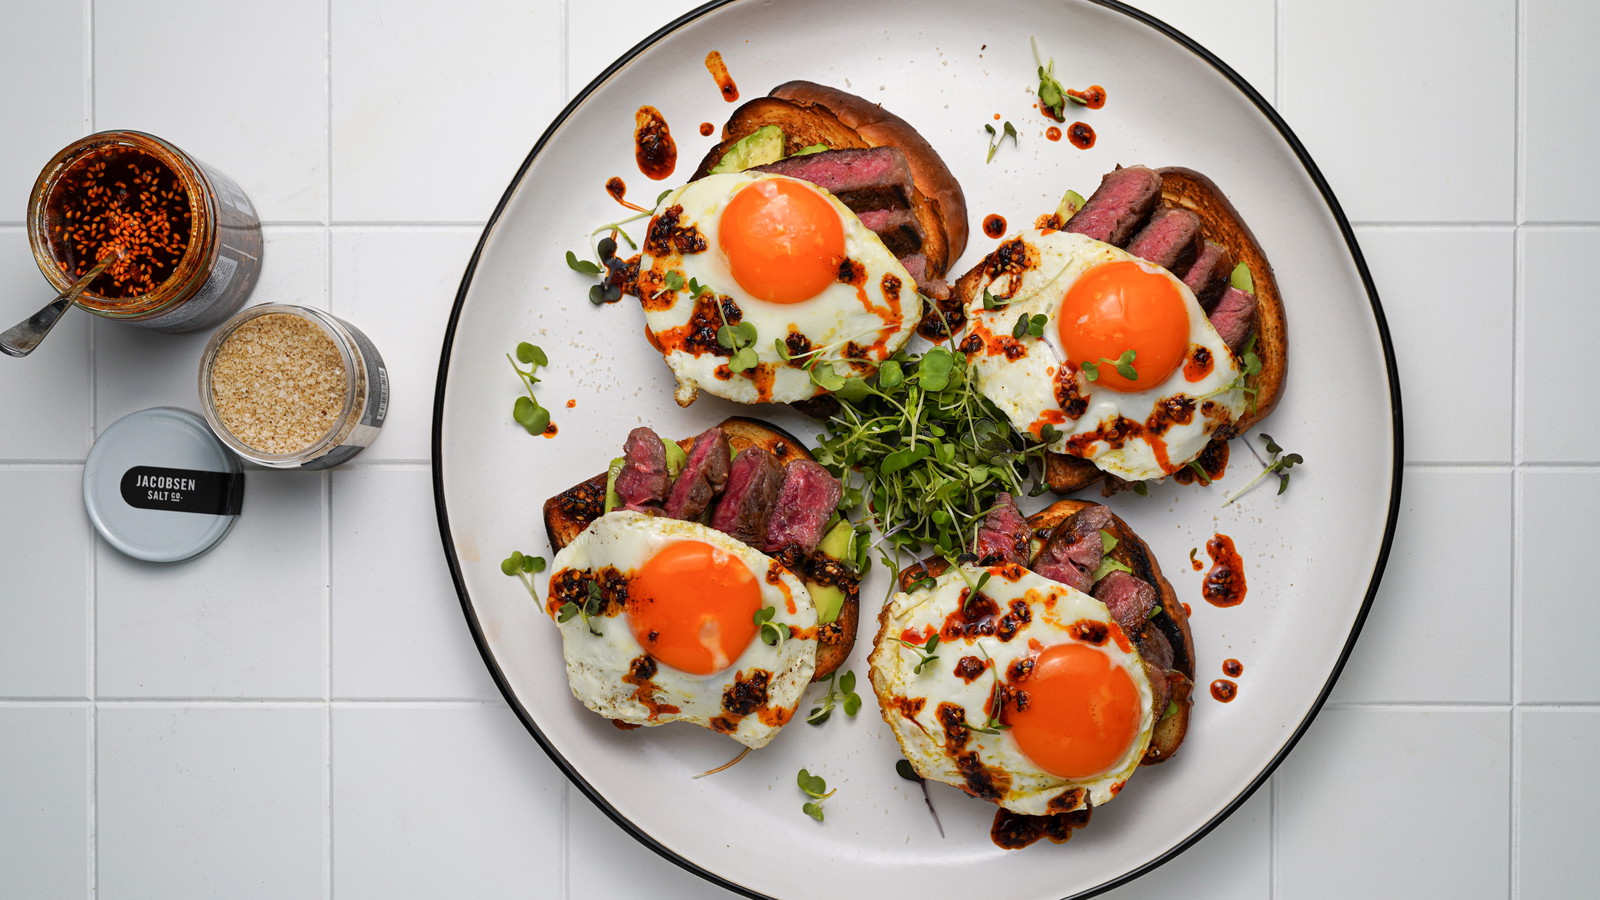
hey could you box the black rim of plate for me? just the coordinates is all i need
[431,1,1404,897]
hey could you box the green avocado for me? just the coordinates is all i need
[806,519,856,626]
[709,125,786,174]
[604,439,685,513]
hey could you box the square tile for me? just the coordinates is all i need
[97,705,325,898]
[1281,0,1514,222]
[1102,787,1270,899]
[1523,0,1600,222]
[567,0,708,95]
[331,705,565,897]
[1355,227,1513,463]
[331,466,501,699]
[1519,709,1600,897]
[1330,468,1511,703]
[0,467,90,698]
[328,227,477,461]
[0,2,86,225]
[1521,228,1600,462]
[1276,708,1509,899]
[1127,0,1276,99]
[252,227,330,309]
[0,227,91,460]
[1520,469,1600,702]
[330,1,563,222]
[96,0,327,223]
[0,706,90,897]
[568,783,740,900]
[96,470,326,699]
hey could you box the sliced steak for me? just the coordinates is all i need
[1125,206,1202,272]
[616,427,671,512]
[753,147,914,212]
[1092,569,1157,638]
[710,447,785,547]
[973,492,1029,566]
[1209,286,1258,351]
[1064,165,1163,246]
[1030,505,1113,593]
[663,426,731,521]
[761,460,842,554]
[857,207,924,257]
[1181,241,1233,309]
[900,252,948,299]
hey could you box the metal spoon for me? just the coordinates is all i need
[1,253,118,358]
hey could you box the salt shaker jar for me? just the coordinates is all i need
[198,305,390,469]
[28,130,262,333]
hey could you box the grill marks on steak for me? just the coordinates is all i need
[752,147,943,297]
[663,426,731,521]
[616,427,671,512]
[1029,505,1112,594]
[973,493,1030,566]
[761,459,842,554]
[1062,164,1257,352]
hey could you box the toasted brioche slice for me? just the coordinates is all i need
[692,83,967,282]
[542,416,859,680]
[950,166,1285,494]
[893,499,1193,765]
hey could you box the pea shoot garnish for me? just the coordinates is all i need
[753,606,787,646]
[1185,459,1212,485]
[1223,433,1303,506]
[552,579,605,636]
[1031,37,1070,122]
[697,279,760,374]
[1011,312,1048,340]
[1079,349,1138,383]
[807,669,862,725]
[890,633,941,675]
[797,768,836,822]
[984,120,1018,164]
[507,341,551,435]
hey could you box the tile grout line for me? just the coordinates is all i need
[1510,0,1525,894]
[85,2,99,896]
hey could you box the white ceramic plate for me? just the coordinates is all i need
[432,1,1401,897]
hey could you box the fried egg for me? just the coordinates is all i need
[868,563,1154,814]
[637,171,922,406]
[960,229,1247,482]
[545,510,817,749]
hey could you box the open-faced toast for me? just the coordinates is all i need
[542,416,860,680]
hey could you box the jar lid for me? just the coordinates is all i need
[83,407,244,563]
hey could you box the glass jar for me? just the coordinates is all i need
[199,305,390,469]
[28,130,262,334]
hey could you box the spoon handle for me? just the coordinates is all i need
[1,254,117,358]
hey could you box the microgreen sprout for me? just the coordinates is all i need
[895,760,920,782]
[984,120,1018,164]
[895,758,945,836]
[949,561,993,612]
[1031,37,1069,122]
[1196,333,1262,408]
[1222,433,1304,506]
[961,645,1010,735]
[807,669,862,725]
[554,579,605,637]
[1186,459,1212,485]
[1079,349,1138,383]
[702,283,760,373]
[500,551,547,605]
[753,606,787,647]
[1011,312,1048,340]
[981,288,1010,311]
[891,633,941,675]
[797,768,836,821]
[507,342,551,435]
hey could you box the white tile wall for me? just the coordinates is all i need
[0,0,1583,897]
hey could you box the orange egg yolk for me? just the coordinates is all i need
[1057,260,1189,392]
[718,178,845,304]
[1007,642,1142,779]
[627,540,761,675]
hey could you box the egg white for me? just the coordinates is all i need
[868,563,1154,814]
[548,510,817,749]
[962,229,1247,482]
[638,171,922,406]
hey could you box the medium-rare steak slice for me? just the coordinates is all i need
[753,147,914,212]
[663,425,731,521]
[761,460,842,554]
[856,207,924,257]
[1208,286,1258,351]
[616,426,671,512]
[973,492,1029,566]
[1125,206,1203,272]
[1030,504,1113,593]
[1181,241,1233,309]
[1065,165,1163,246]
[710,446,785,547]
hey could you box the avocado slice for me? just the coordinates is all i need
[806,520,856,625]
[1055,188,1086,222]
[603,439,685,513]
[709,125,785,174]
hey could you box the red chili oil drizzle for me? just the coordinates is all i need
[699,122,715,137]
[1222,658,1244,678]
[605,176,648,212]
[634,106,677,181]
[1203,533,1247,607]
[1211,679,1238,702]
[1045,126,1062,142]
[45,145,192,300]
[542,422,559,438]
[1066,85,1107,109]
[1172,438,1229,486]
[1067,122,1096,149]
[1189,548,1203,571]
[983,214,1007,238]
[991,806,1093,849]
[704,50,739,102]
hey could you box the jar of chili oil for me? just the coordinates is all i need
[27,131,262,333]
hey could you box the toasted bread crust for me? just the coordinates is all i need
[890,499,1193,765]
[541,417,858,680]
